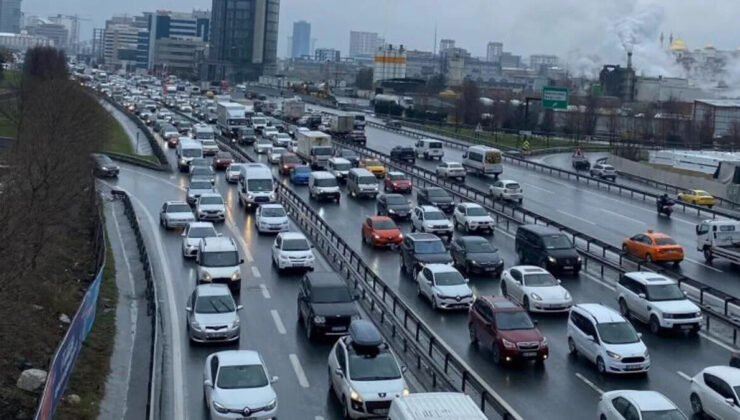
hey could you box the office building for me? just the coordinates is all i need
[693,100,740,138]
[102,15,149,71]
[486,42,502,62]
[373,44,406,84]
[349,30,384,59]
[0,0,21,33]
[405,49,440,79]
[0,31,51,50]
[500,52,521,68]
[25,21,68,49]
[314,48,340,62]
[146,10,210,77]
[439,38,455,54]
[291,20,309,58]
[207,0,280,82]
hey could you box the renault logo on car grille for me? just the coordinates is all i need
[242,407,253,416]
[378,393,386,397]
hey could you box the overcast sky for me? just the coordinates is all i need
[24,0,740,61]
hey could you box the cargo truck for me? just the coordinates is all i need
[696,220,740,264]
[216,101,248,137]
[296,130,332,169]
[283,99,305,122]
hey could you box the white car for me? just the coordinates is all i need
[225,163,244,183]
[452,203,495,234]
[567,304,650,375]
[598,390,687,420]
[268,147,286,164]
[271,232,315,272]
[263,127,279,140]
[272,133,292,148]
[181,222,219,258]
[590,163,618,181]
[253,138,273,154]
[201,139,220,156]
[195,192,226,222]
[328,320,409,419]
[159,200,196,229]
[203,350,278,420]
[489,179,523,203]
[410,205,453,238]
[500,266,572,313]
[617,272,701,335]
[436,161,466,181]
[416,264,473,310]
[690,366,740,420]
[255,204,289,234]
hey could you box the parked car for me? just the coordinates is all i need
[297,271,360,340]
[500,266,572,313]
[450,236,504,277]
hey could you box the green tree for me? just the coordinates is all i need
[355,68,373,90]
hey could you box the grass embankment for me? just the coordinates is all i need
[55,234,118,420]
[101,111,157,163]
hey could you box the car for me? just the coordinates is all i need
[297,271,360,340]
[436,161,466,181]
[201,139,220,156]
[383,172,412,193]
[203,350,278,420]
[212,152,234,170]
[174,119,192,134]
[196,237,244,293]
[272,132,292,148]
[181,221,219,258]
[189,157,212,169]
[186,284,242,343]
[415,187,454,213]
[328,320,409,419]
[279,152,302,175]
[500,266,572,313]
[267,147,286,164]
[453,203,495,234]
[450,236,504,277]
[263,126,279,140]
[690,366,740,420]
[376,194,411,220]
[189,165,216,184]
[617,272,701,335]
[399,233,453,278]
[489,179,523,204]
[385,119,402,129]
[159,200,196,229]
[289,164,311,185]
[598,390,687,420]
[236,127,257,144]
[416,264,473,310]
[91,153,120,177]
[410,205,453,238]
[361,216,403,248]
[308,171,340,202]
[195,192,226,222]
[390,146,416,164]
[359,158,387,178]
[253,138,273,154]
[255,203,289,234]
[590,163,618,181]
[271,232,315,272]
[166,134,180,148]
[622,230,684,265]
[677,189,716,207]
[335,149,360,167]
[468,296,549,365]
[567,303,650,375]
[186,179,217,206]
[225,163,244,183]
[515,224,582,274]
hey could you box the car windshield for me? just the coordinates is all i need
[448,163,463,169]
[385,195,407,205]
[655,237,677,246]
[199,196,223,205]
[359,176,376,184]
[332,162,351,170]
[283,238,310,251]
[190,181,212,190]
[183,149,201,158]
[311,286,352,303]
[192,167,212,176]
[341,151,357,158]
[314,147,332,156]
[294,166,310,174]
[365,160,382,166]
[258,139,271,145]
[542,234,573,250]
[247,179,273,191]
[425,211,446,221]
[168,204,191,213]
[523,273,558,287]
[272,148,286,155]
[188,226,217,238]
[217,365,268,389]
[505,183,521,190]
[373,220,397,230]
[261,207,286,217]
[216,153,231,159]
[252,118,266,125]
[200,251,239,267]
[429,142,442,149]
[494,312,535,330]
[388,173,406,181]
[414,240,446,254]
[428,190,450,199]
[283,155,301,164]
[596,322,640,344]
[465,240,495,253]
[348,352,402,381]
[434,271,465,286]
[646,284,685,301]
[191,158,209,166]
[195,295,235,314]
[315,178,338,187]
[640,410,687,420]
[466,207,487,217]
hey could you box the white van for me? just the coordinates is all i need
[196,237,244,294]
[327,157,352,182]
[176,139,203,172]
[347,168,378,199]
[388,392,487,420]
[192,123,215,141]
[308,171,340,202]
[414,139,444,160]
[462,145,502,176]
[238,163,275,210]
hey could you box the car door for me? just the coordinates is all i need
[272,235,282,263]
[298,279,312,321]
[330,343,347,398]
[450,238,463,265]
[509,269,524,304]
[205,355,218,404]
[630,281,650,322]
[474,301,495,348]
[255,205,262,225]
[626,235,643,257]
[362,218,372,240]
[704,373,739,419]
[419,267,433,297]
[401,237,413,268]
[377,195,386,214]
[607,396,630,419]
[492,180,503,195]
[160,203,168,222]
[186,289,197,327]
[581,318,601,363]
[412,208,422,230]
[525,233,541,265]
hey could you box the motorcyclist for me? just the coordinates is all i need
[658,193,670,211]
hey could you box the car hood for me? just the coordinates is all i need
[280,250,313,258]
[373,228,401,237]
[260,216,288,224]
[415,253,453,264]
[465,216,494,223]
[423,219,452,228]
[429,197,453,204]
[434,283,472,297]
[466,252,501,263]
[169,211,195,220]
[499,328,543,343]
[351,378,406,398]
[387,204,411,212]
[603,341,647,357]
[651,299,699,314]
[213,385,276,413]
[546,248,579,259]
[390,180,411,186]
[198,265,239,278]
[311,301,358,317]
[525,285,570,301]
[194,311,237,327]
[189,188,215,196]
[198,204,225,212]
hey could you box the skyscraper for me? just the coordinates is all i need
[208,0,280,82]
[291,20,310,58]
[486,42,503,62]
[146,10,210,77]
[349,31,384,59]
[0,0,21,33]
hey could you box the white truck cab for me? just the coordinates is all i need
[696,219,740,264]
[388,392,486,420]
[238,163,275,210]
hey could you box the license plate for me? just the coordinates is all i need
[484,267,495,271]
[625,365,642,371]
[681,324,694,330]
[331,326,346,332]
[375,409,389,415]
[563,265,573,270]
[522,352,537,357]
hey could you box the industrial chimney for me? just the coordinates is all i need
[627,51,633,69]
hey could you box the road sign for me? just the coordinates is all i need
[542,86,568,110]
[475,123,483,133]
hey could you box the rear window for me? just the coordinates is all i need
[428,142,442,149]
[654,237,677,246]
[505,183,521,190]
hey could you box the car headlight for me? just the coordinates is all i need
[212,401,229,414]
[606,351,622,360]
[643,350,650,358]
[540,337,548,346]
[564,291,571,300]
[388,209,396,214]
[269,192,276,200]
[264,398,277,411]
[350,389,362,402]
[247,194,254,200]
[470,260,478,265]
[351,314,361,321]
[373,234,380,239]
[191,321,201,330]
[663,313,674,319]
[231,272,239,281]
[694,312,702,318]
[100,166,108,170]
[530,293,543,301]
[202,272,212,281]
[280,254,289,260]
[501,338,517,349]
[402,388,410,396]
[398,233,404,239]
[231,319,240,328]
[547,256,556,263]
[577,256,582,262]
[313,315,325,324]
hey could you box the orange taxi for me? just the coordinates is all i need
[361,216,403,248]
[622,229,683,265]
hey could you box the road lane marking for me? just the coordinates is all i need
[685,257,723,273]
[575,373,604,395]
[270,310,287,334]
[582,271,617,292]
[260,284,271,299]
[556,209,596,225]
[289,354,310,388]
[252,266,262,278]
[315,417,325,420]
[522,182,555,194]
[699,331,740,352]
[601,209,646,225]
[677,371,692,381]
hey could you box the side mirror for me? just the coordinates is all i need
[465,278,470,283]
[240,258,245,264]
[181,232,186,237]
[638,293,646,299]
[725,398,735,406]
[683,290,688,297]
[185,306,192,312]
[533,320,539,325]
[637,332,643,339]
[203,379,213,388]
[557,279,562,284]
[236,305,244,311]
[217,233,223,237]
[401,366,408,373]
[426,280,433,285]
[311,245,315,249]
[586,335,596,342]
[334,368,344,378]
[271,376,279,384]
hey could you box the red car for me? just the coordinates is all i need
[468,296,548,365]
[212,152,234,170]
[166,135,179,148]
[384,171,412,193]
[361,216,403,248]
[279,152,302,175]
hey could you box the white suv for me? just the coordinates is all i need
[410,205,453,238]
[590,163,617,181]
[567,303,650,375]
[453,203,495,234]
[489,179,523,204]
[255,204,289,234]
[195,192,226,222]
[690,366,740,420]
[416,264,473,310]
[271,232,315,272]
[436,161,466,181]
[617,272,701,335]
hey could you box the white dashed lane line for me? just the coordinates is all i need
[289,354,310,388]
[270,309,287,335]
[260,283,271,299]
[251,265,262,278]
[575,373,604,395]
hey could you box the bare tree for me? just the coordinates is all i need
[454,80,481,126]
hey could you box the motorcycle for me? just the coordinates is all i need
[657,200,674,217]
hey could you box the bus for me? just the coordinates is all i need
[462,145,503,176]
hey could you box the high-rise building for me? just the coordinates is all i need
[291,20,310,58]
[439,39,455,54]
[208,0,280,82]
[146,10,210,77]
[102,15,149,71]
[314,48,340,62]
[0,0,21,33]
[349,31,384,59]
[373,44,406,84]
[486,42,503,62]
[25,22,68,49]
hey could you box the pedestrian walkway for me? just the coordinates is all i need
[100,100,154,156]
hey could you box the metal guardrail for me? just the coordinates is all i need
[335,139,740,345]
[105,151,169,172]
[110,189,161,420]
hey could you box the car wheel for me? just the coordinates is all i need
[645,253,653,263]
[567,337,577,357]
[297,303,303,323]
[469,323,479,347]
[416,283,422,297]
[690,393,704,415]
[491,343,501,365]
[465,262,473,275]
[621,244,629,254]
[431,296,438,310]
[649,316,661,335]
[596,357,606,375]
[523,296,530,312]
[600,415,607,420]
[619,299,630,318]
[465,223,471,233]
[327,367,334,393]
[411,225,416,233]
[305,319,315,341]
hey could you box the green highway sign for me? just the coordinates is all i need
[542,86,568,110]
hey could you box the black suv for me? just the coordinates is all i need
[297,272,360,340]
[390,146,416,164]
[450,236,504,277]
[236,127,257,144]
[515,224,582,274]
[376,194,411,220]
[400,233,453,278]
[416,187,454,213]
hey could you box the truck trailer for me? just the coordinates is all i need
[296,130,332,169]
[216,101,248,137]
